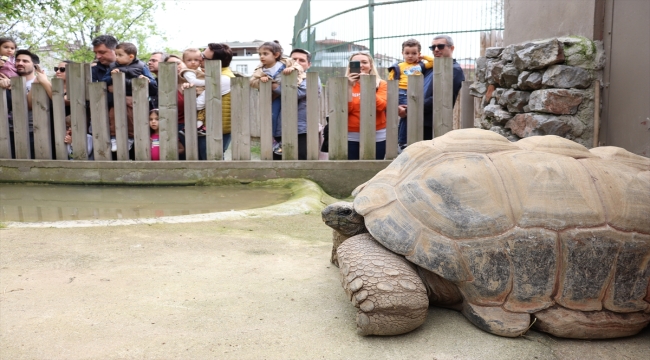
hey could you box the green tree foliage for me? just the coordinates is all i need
[0,0,66,21]
[0,0,164,62]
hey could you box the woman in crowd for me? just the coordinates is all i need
[55,60,72,115]
[346,52,387,160]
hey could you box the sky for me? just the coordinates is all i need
[152,0,502,62]
[151,0,367,52]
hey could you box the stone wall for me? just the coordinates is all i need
[469,37,605,148]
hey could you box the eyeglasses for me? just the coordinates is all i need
[429,44,449,51]
[54,67,66,73]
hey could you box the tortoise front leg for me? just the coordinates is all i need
[337,233,429,335]
[330,229,350,267]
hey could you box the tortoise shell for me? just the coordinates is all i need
[353,129,650,314]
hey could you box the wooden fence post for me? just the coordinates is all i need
[433,57,453,137]
[281,71,298,160]
[359,74,376,160]
[249,88,261,138]
[68,63,88,160]
[51,78,68,160]
[183,87,198,160]
[132,77,150,161]
[158,62,178,161]
[328,77,348,160]
[204,60,223,160]
[460,80,474,129]
[385,79,399,160]
[0,88,12,158]
[31,83,52,159]
[259,81,273,160]
[306,72,320,160]
[111,72,129,160]
[88,82,112,161]
[11,76,30,159]
[230,77,250,160]
[406,74,424,144]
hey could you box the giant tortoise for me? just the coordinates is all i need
[322,129,650,339]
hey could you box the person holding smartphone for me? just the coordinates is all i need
[345,52,387,160]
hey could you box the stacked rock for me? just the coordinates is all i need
[469,37,605,147]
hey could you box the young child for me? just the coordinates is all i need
[64,116,94,160]
[388,38,434,151]
[179,48,207,135]
[0,37,18,79]
[101,42,158,153]
[149,108,184,160]
[249,41,305,156]
[149,109,160,161]
[250,41,305,90]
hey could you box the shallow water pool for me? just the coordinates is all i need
[0,183,293,223]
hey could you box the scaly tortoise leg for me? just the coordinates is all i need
[337,233,429,335]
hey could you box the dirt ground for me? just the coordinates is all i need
[1,184,648,360]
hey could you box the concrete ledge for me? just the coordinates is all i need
[0,160,391,198]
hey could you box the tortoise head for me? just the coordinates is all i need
[321,201,367,237]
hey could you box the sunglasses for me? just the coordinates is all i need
[54,67,66,72]
[429,44,450,51]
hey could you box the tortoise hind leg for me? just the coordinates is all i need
[337,233,429,336]
[461,302,532,337]
[534,305,650,339]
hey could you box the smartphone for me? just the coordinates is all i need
[349,60,361,74]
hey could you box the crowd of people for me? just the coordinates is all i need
[0,34,464,161]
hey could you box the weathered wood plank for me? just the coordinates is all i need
[88,82,112,161]
[51,78,68,160]
[158,62,178,161]
[204,60,223,161]
[10,76,30,159]
[132,77,150,161]
[306,72,320,160]
[385,79,399,160]
[359,74,376,160]
[259,81,273,160]
[0,88,12,158]
[281,71,298,160]
[249,87,260,138]
[68,63,87,161]
[111,72,129,160]
[407,74,424,143]
[460,80,474,129]
[433,57,453,138]
[230,77,250,161]
[31,83,53,159]
[183,87,198,160]
[328,77,348,160]
[84,63,91,101]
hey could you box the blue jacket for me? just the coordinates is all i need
[101,58,157,97]
[422,58,465,127]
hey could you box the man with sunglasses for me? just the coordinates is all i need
[430,35,465,106]
[398,35,465,146]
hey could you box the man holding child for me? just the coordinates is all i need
[397,34,465,148]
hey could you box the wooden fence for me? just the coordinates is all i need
[0,59,474,161]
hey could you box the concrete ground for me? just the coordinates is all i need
[1,181,648,360]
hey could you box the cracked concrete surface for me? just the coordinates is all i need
[0,184,648,359]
